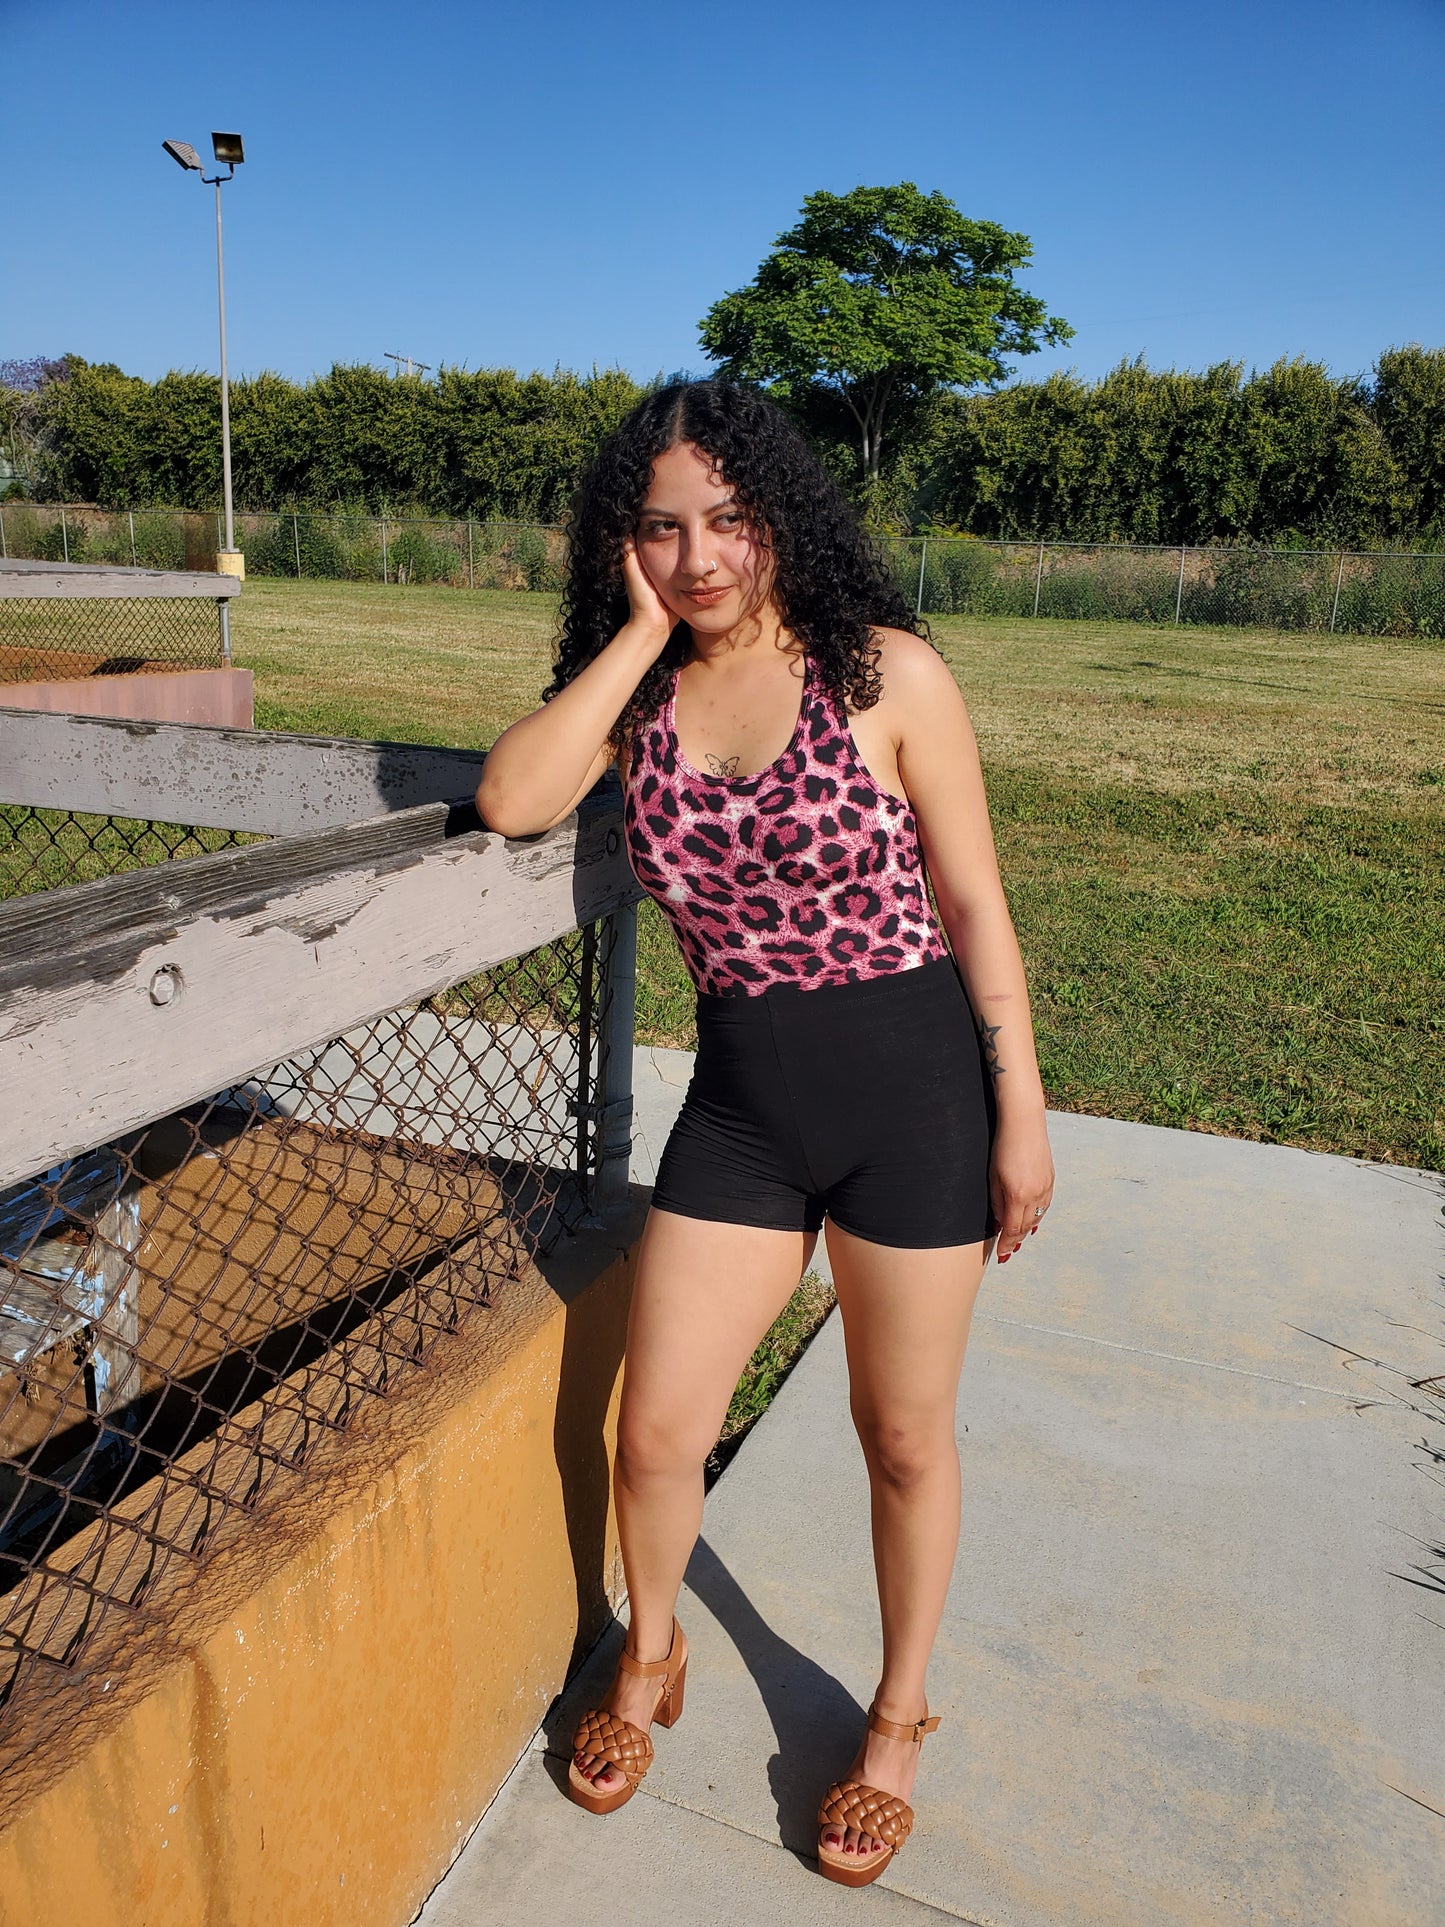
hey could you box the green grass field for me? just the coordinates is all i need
[706,1269,835,1483]
[231,578,1445,1172]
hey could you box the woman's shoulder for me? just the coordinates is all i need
[867,626,967,711]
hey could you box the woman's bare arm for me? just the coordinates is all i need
[476,549,674,837]
[881,630,1055,1253]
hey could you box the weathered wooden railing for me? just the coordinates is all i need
[0,710,640,1729]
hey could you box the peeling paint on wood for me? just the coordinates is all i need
[0,710,492,836]
[0,802,456,972]
[0,800,641,1189]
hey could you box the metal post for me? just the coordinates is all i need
[380,517,389,584]
[1033,537,1046,618]
[60,506,69,563]
[1174,543,1187,624]
[467,516,475,590]
[293,512,302,578]
[591,900,637,1211]
[215,178,236,558]
[574,923,598,1201]
[218,598,232,665]
[128,509,137,566]
[0,505,7,560]
[1329,552,1346,633]
[914,537,928,617]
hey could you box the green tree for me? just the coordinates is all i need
[699,182,1072,486]
[1371,345,1445,543]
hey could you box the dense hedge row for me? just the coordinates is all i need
[916,349,1445,547]
[5,363,646,526]
[4,347,1443,549]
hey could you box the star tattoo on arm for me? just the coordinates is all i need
[978,1018,1006,1080]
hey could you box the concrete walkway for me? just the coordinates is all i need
[418,1048,1445,1926]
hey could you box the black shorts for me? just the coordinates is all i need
[651,954,997,1249]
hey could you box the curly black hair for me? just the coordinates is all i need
[545,378,924,751]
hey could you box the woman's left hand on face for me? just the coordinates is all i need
[988,1115,1055,1264]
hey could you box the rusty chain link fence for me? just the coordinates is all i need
[0,739,636,1743]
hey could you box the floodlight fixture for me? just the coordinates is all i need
[162,128,247,585]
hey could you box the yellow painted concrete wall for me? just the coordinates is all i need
[0,1199,644,1927]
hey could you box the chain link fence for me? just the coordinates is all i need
[0,592,227,686]
[885,536,1445,639]
[0,502,566,594]
[0,805,259,897]
[3,503,1443,638]
[0,757,635,1739]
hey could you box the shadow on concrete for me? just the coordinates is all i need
[527,1539,863,1849]
[551,1259,630,1676]
[533,1618,626,1802]
[685,1535,862,1860]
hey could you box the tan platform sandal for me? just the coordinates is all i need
[565,1618,688,1816]
[816,1703,941,1887]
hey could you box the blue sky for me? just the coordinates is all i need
[5,0,1442,390]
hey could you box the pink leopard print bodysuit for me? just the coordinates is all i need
[623,651,951,996]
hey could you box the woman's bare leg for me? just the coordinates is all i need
[575,1205,815,1791]
[820,1220,988,1862]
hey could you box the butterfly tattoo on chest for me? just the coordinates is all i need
[704,752,742,778]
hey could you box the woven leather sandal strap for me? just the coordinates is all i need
[866,1703,941,1744]
[817,1779,915,1852]
[571,1708,655,1787]
[616,1616,682,1680]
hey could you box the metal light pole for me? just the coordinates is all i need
[163,133,246,649]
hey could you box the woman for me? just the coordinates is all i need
[476,379,1054,1886]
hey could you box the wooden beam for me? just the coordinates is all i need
[0,710,495,836]
[0,799,456,964]
[0,560,240,600]
[0,798,641,1190]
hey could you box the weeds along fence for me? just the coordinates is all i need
[0,710,639,1745]
[887,536,1445,639]
[0,502,566,595]
[2,502,1443,638]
